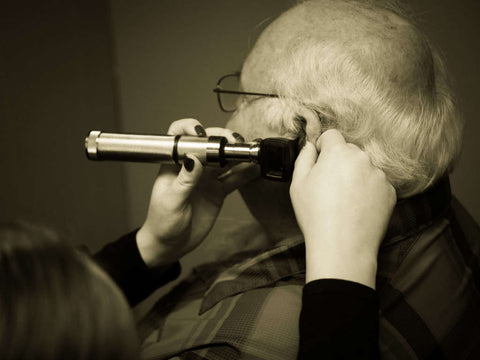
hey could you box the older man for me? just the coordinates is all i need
[138,1,480,359]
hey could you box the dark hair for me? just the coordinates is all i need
[0,222,140,360]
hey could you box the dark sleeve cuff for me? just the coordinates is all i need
[94,229,181,307]
[298,279,379,360]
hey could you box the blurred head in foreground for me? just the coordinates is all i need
[0,222,139,360]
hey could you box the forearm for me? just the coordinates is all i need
[298,279,379,360]
[94,229,181,306]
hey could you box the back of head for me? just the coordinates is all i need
[231,0,463,197]
[0,222,140,360]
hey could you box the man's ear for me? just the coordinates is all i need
[294,109,323,145]
[293,115,307,148]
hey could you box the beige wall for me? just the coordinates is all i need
[409,0,480,223]
[0,0,128,251]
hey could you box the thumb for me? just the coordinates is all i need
[316,129,346,152]
[291,141,317,185]
[171,154,204,206]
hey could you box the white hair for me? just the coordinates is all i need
[241,0,463,197]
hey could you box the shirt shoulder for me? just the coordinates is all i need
[141,282,303,360]
[377,203,480,359]
[139,239,306,360]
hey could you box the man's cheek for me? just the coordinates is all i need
[226,111,281,142]
[226,112,259,141]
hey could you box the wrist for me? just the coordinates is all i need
[136,226,180,268]
[304,239,378,289]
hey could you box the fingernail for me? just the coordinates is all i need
[232,132,245,143]
[194,125,207,137]
[183,156,194,172]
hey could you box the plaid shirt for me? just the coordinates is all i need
[138,177,480,359]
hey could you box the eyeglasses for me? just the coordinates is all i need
[213,72,279,112]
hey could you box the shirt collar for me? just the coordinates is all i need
[382,176,451,247]
[200,177,452,314]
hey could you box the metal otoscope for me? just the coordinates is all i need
[85,131,299,181]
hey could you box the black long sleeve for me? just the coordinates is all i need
[298,279,379,359]
[94,230,181,306]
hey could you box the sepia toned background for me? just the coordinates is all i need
[1,0,478,257]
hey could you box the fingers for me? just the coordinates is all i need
[205,127,239,144]
[291,142,318,185]
[202,128,253,193]
[202,127,246,179]
[165,118,249,193]
[167,118,207,137]
[170,155,204,206]
[167,119,243,145]
[316,129,346,152]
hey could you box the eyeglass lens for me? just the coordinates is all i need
[219,75,241,112]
